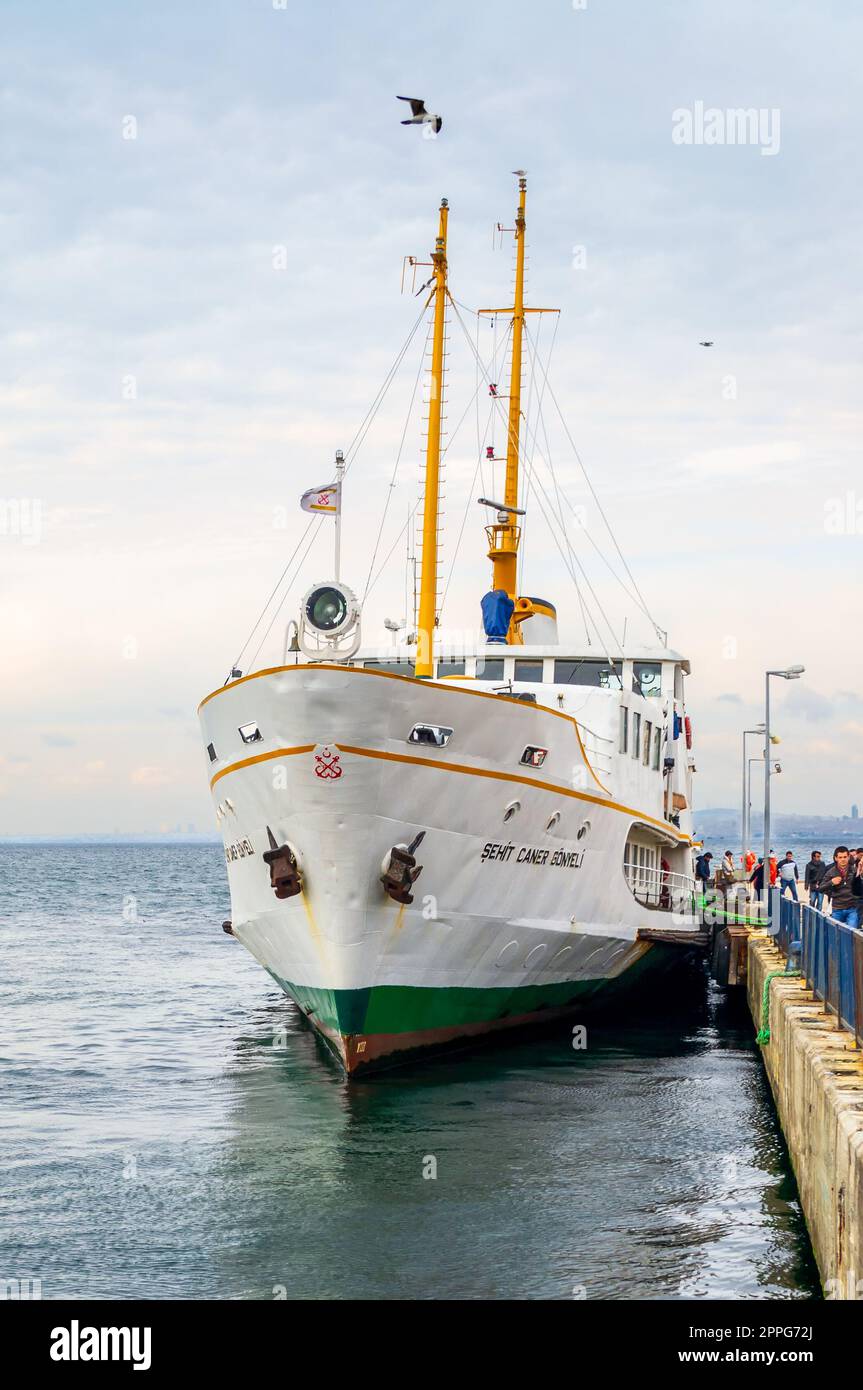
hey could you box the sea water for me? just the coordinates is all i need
[0,844,819,1300]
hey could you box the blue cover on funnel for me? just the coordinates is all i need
[481,589,515,643]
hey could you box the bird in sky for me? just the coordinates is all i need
[397,96,442,135]
[698,340,714,347]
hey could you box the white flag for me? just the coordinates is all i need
[300,482,341,515]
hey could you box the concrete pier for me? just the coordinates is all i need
[747,929,863,1299]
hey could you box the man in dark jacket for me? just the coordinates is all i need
[820,846,861,928]
[749,857,766,895]
[695,852,713,892]
[804,851,826,910]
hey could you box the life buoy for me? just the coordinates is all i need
[684,715,693,750]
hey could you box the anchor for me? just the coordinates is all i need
[380,831,426,906]
[263,826,303,900]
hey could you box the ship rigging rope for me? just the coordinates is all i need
[365,316,513,608]
[518,444,622,660]
[364,503,419,603]
[447,298,622,663]
[224,516,319,680]
[341,304,429,477]
[437,317,513,616]
[523,318,660,633]
[522,319,665,642]
[226,306,428,677]
[361,316,433,601]
[522,313,592,644]
[518,306,556,595]
[244,517,323,674]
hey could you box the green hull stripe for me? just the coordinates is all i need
[266,965,659,1037]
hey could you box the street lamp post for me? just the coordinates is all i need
[747,756,762,852]
[764,666,805,921]
[741,725,765,871]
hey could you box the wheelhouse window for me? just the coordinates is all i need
[554,659,622,690]
[619,706,628,754]
[436,660,466,677]
[362,660,413,675]
[652,725,662,770]
[632,662,662,698]
[514,660,543,683]
[476,657,505,680]
[642,720,652,766]
[631,711,641,759]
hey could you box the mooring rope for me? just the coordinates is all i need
[756,967,802,1045]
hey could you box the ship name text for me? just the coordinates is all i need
[481,841,584,870]
[225,839,255,863]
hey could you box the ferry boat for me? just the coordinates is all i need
[198,175,699,1074]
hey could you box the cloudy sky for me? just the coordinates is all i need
[2,0,861,835]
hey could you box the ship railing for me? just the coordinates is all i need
[768,893,863,1045]
[577,723,614,776]
[623,860,696,914]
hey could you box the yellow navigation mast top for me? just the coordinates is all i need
[479,174,558,643]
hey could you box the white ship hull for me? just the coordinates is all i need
[199,662,697,1073]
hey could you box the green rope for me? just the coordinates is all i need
[756,967,801,1045]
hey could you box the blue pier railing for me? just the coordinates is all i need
[771,893,863,1044]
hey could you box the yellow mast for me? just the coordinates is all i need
[479,175,558,643]
[493,175,527,612]
[414,198,448,679]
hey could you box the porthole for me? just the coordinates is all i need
[520,745,548,768]
[545,812,561,832]
[503,799,521,823]
[577,819,591,841]
[408,723,453,748]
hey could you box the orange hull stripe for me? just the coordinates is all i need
[209,744,315,789]
[197,661,610,794]
[334,743,690,841]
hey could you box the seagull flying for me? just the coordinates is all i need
[698,340,714,347]
[397,96,442,134]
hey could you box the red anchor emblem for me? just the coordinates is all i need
[314,746,343,780]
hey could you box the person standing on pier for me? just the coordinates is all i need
[819,847,861,929]
[749,857,766,895]
[695,851,713,896]
[805,850,826,910]
[742,848,757,901]
[778,851,799,901]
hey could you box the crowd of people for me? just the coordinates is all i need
[694,846,863,930]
